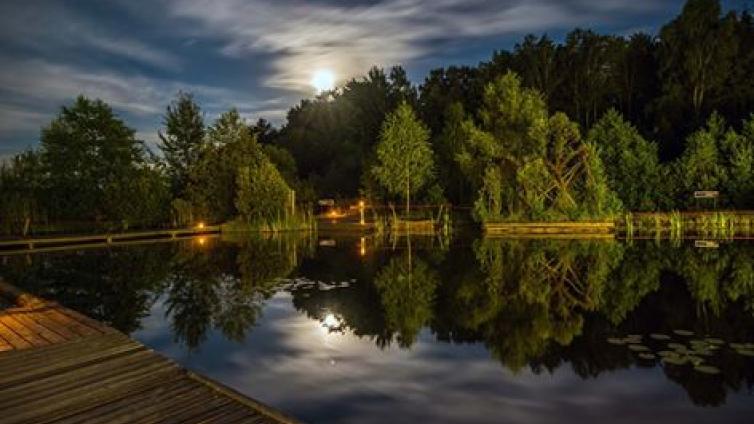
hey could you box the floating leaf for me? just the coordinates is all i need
[650,334,671,340]
[658,350,678,357]
[704,338,725,345]
[607,338,626,345]
[638,353,656,360]
[668,343,687,351]
[673,330,694,336]
[687,355,705,366]
[628,344,650,352]
[736,349,754,357]
[694,365,721,375]
[662,357,688,366]
[730,343,746,350]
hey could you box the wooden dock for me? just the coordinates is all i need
[484,221,616,236]
[0,281,298,424]
[0,226,221,253]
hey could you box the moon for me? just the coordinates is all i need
[311,69,335,92]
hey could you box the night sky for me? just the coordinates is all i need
[0,0,747,157]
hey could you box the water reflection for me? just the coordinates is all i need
[1,234,754,418]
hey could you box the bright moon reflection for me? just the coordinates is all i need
[311,69,335,92]
[321,312,343,332]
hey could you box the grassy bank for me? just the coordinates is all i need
[222,211,317,233]
[620,211,754,239]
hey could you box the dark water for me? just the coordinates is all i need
[1,234,754,423]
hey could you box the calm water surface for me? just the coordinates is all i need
[2,234,754,423]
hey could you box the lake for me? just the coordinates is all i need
[1,233,753,423]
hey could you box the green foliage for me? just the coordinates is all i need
[372,102,435,215]
[461,72,621,222]
[40,96,169,229]
[0,151,46,235]
[374,252,438,348]
[676,113,754,208]
[587,110,663,210]
[435,102,472,204]
[187,109,268,223]
[278,66,416,197]
[158,92,206,197]
[470,239,624,370]
[235,162,291,226]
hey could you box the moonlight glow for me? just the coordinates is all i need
[311,69,335,92]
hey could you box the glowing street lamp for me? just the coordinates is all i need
[359,200,365,225]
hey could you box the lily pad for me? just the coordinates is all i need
[673,330,695,336]
[704,338,725,345]
[730,343,746,350]
[735,349,754,357]
[638,353,656,360]
[694,365,721,375]
[650,334,671,340]
[662,356,688,366]
[658,350,678,357]
[628,344,650,352]
[607,338,626,345]
[687,355,705,366]
[668,343,688,351]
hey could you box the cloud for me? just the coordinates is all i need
[0,56,291,142]
[0,0,181,71]
[163,0,666,92]
[0,0,683,154]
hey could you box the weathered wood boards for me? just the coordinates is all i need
[0,333,291,423]
[0,305,113,350]
[0,226,221,252]
[0,285,298,424]
[484,221,616,236]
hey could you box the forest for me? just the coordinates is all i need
[1,0,753,233]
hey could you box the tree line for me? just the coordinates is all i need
[2,0,753,233]
[0,94,302,234]
[271,0,754,217]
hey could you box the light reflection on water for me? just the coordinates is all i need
[2,235,754,423]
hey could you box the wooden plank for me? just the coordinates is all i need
[27,309,82,341]
[0,291,296,424]
[91,385,220,424]
[0,361,185,424]
[56,380,207,424]
[0,320,33,350]
[150,394,238,424]
[0,332,129,373]
[0,350,161,408]
[0,336,144,385]
[56,306,113,334]
[17,368,189,424]
[0,336,12,352]
[0,226,220,251]
[44,308,101,337]
[168,402,253,424]
[0,314,50,347]
[9,312,66,344]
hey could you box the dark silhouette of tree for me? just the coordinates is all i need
[40,96,169,229]
[158,92,206,198]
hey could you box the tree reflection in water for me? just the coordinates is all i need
[165,233,314,350]
[1,235,754,406]
[287,237,754,406]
